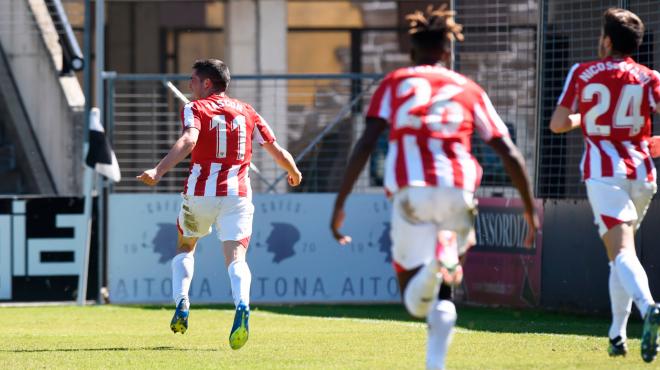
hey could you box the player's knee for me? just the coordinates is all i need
[403,291,429,319]
[429,300,457,326]
[176,235,197,253]
[223,240,247,266]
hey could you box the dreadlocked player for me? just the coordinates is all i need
[331,6,539,369]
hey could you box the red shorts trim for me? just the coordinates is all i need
[392,260,406,274]
[601,215,624,230]
[238,236,251,248]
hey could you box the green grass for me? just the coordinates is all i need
[0,304,653,369]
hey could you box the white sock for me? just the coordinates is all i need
[171,251,194,309]
[613,251,654,317]
[608,262,632,340]
[228,260,252,307]
[404,260,441,318]
[426,299,456,370]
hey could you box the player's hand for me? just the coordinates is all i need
[136,168,161,186]
[523,209,540,249]
[649,136,660,158]
[330,207,352,245]
[288,170,302,187]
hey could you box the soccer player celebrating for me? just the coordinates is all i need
[330,6,538,370]
[550,8,660,362]
[137,59,302,349]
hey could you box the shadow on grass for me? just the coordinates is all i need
[123,304,643,339]
[3,346,218,353]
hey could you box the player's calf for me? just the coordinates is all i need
[403,261,441,318]
[427,299,457,370]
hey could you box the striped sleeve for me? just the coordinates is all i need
[557,63,581,112]
[181,102,201,131]
[252,109,276,145]
[650,70,660,112]
[473,91,510,142]
[366,75,393,121]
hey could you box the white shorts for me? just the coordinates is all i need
[391,186,477,271]
[585,178,657,237]
[176,193,254,246]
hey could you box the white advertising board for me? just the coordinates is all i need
[108,194,399,304]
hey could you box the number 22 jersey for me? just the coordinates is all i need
[558,56,660,182]
[367,65,510,195]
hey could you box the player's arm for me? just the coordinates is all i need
[549,106,581,134]
[262,142,302,187]
[137,128,199,186]
[551,63,581,134]
[331,117,387,245]
[487,136,539,247]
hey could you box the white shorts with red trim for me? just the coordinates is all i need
[176,193,254,247]
[585,178,657,237]
[390,186,477,271]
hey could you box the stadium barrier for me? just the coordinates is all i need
[107,194,543,306]
[542,199,660,314]
[0,197,99,302]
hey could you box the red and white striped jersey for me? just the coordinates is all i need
[367,65,510,194]
[558,57,660,182]
[180,93,276,197]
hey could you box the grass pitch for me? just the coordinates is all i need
[0,304,652,369]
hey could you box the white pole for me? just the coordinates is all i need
[78,158,94,306]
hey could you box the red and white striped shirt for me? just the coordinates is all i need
[558,57,660,182]
[367,65,509,194]
[180,94,276,197]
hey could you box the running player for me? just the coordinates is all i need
[550,8,660,362]
[137,59,302,350]
[330,6,539,370]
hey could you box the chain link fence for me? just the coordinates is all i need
[107,74,382,193]
[456,0,539,198]
[537,0,660,198]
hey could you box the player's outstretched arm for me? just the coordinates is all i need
[137,128,199,186]
[331,117,387,245]
[549,106,581,134]
[262,142,302,186]
[488,136,540,247]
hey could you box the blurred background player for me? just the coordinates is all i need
[330,6,538,370]
[550,8,660,363]
[137,59,302,349]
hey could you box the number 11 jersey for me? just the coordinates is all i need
[558,56,660,182]
[180,94,276,197]
[367,65,510,195]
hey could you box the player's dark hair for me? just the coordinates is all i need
[602,8,644,56]
[406,4,464,53]
[192,59,231,91]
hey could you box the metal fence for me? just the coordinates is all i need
[537,0,660,198]
[105,74,383,193]
[103,0,660,198]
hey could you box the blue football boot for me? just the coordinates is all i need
[170,299,189,334]
[641,303,660,363]
[229,302,250,350]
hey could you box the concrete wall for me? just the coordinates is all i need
[0,0,85,195]
[225,0,288,193]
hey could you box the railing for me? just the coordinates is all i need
[103,73,383,194]
[45,0,84,74]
